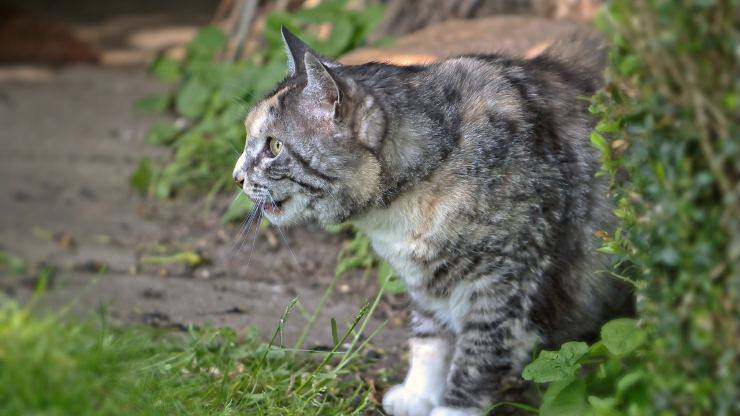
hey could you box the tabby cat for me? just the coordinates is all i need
[232,27,632,416]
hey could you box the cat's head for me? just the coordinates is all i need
[233,27,386,226]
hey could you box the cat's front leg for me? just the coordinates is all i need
[436,294,537,415]
[383,311,451,416]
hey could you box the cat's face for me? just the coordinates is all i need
[232,28,385,226]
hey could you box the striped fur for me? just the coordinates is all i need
[233,28,633,415]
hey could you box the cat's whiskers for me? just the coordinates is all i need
[243,204,264,271]
[233,194,266,254]
[267,193,301,270]
[228,140,242,157]
[232,202,260,253]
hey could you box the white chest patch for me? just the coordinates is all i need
[410,283,474,334]
[358,218,474,334]
[354,180,476,334]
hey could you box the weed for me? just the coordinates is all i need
[0,295,387,415]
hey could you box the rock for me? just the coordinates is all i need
[340,16,598,66]
[370,0,601,40]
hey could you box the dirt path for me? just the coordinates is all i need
[0,66,405,356]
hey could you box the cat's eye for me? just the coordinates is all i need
[268,137,282,157]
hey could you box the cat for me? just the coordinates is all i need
[232,27,632,416]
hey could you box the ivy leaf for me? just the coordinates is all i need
[522,341,589,383]
[541,379,590,416]
[600,319,646,356]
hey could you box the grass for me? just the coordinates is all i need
[0,295,386,415]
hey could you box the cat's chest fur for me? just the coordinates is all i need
[353,180,475,333]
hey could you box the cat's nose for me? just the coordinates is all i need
[233,170,245,188]
[233,153,247,188]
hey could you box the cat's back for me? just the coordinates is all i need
[426,50,603,142]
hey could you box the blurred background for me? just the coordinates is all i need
[0,1,736,415]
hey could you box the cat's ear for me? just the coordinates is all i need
[303,51,352,122]
[281,26,338,77]
[281,26,311,76]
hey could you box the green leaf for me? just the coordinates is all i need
[352,4,385,42]
[616,371,644,393]
[541,379,590,416]
[330,318,339,346]
[252,59,289,98]
[590,132,609,154]
[378,261,405,294]
[155,176,172,199]
[617,54,639,76]
[130,158,154,195]
[588,396,621,416]
[596,245,618,254]
[600,319,646,356]
[187,26,227,62]
[595,120,620,133]
[522,341,589,383]
[141,251,205,267]
[176,79,211,118]
[145,121,179,146]
[150,56,181,82]
[134,94,170,113]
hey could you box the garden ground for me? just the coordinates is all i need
[0,64,406,357]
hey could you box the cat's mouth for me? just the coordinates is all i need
[263,196,290,216]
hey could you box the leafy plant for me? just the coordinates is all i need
[592,0,738,413]
[133,0,384,209]
[523,319,649,416]
[526,0,739,414]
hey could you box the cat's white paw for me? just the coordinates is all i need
[382,384,440,416]
[429,406,483,416]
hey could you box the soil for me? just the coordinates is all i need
[0,65,407,358]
